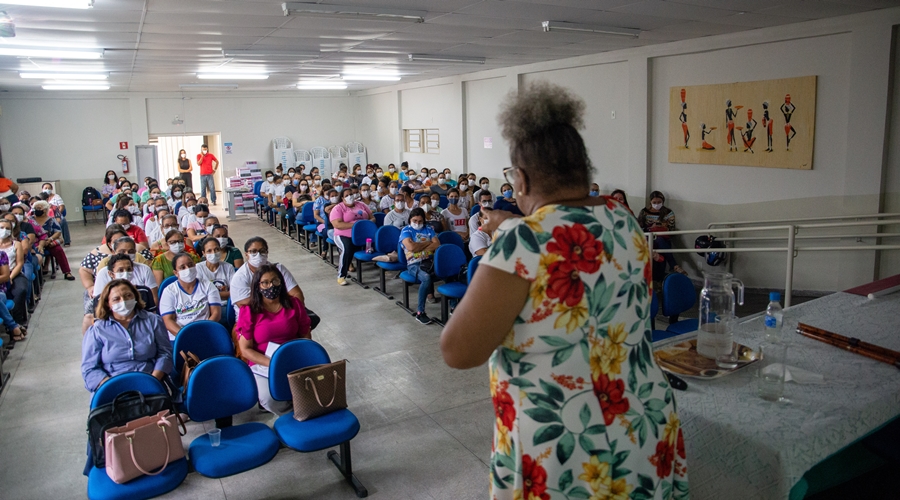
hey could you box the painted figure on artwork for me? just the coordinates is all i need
[741,108,757,154]
[781,94,797,151]
[701,123,716,150]
[725,99,739,152]
[762,101,773,152]
[680,102,690,148]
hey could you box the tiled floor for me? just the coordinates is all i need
[0,207,822,500]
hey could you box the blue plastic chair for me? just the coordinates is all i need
[158,275,177,302]
[373,226,404,300]
[351,220,380,288]
[268,340,367,497]
[650,290,679,342]
[438,231,466,254]
[185,357,279,478]
[438,195,448,209]
[221,297,236,332]
[470,205,481,217]
[373,212,385,228]
[661,273,699,334]
[298,202,317,250]
[87,373,187,500]
[395,248,421,314]
[433,245,468,326]
[467,255,481,284]
[252,181,265,218]
[172,320,234,387]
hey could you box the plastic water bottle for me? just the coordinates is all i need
[365,238,373,254]
[764,292,783,342]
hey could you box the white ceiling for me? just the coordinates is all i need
[0,0,896,93]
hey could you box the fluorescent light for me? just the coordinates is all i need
[223,49,319,59]
[179,83,239,89]
[282,2,425,23]
[297,82,347,90]
[541,21,640,38]
[20,71,107,80]
[407,54,485,64]
[341,75,400,81]
[0,46,103,59]
[2,0,93,8]
[42,84,109,90]
[197,72,268,80]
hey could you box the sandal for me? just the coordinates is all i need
[11,327,25,342]
[64,273,76,281]
[673,266,688,276]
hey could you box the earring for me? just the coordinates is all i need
[517,191,523,196]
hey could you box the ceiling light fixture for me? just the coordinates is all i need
[407,54,485,64]
[2,0,93,8]
[282,2,425,23]
[0,46,103,59]
[179,83,239,89]
[20,71,107,79]
[341,74,400,81]
[297,82,348,90]
[42,84,109,90]
[223,49,320,59]
[197,72,268,80]
[541,21,640,38]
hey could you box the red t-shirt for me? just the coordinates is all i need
[197,152,218,176]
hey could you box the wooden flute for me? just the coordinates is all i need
[796,323,900,369]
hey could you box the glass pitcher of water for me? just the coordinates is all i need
[696,272,745,359]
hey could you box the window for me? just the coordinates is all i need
[404,128,440,154]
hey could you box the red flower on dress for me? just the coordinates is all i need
[650,439,676,478]
[676,428,686,460]
[592,374,630,425]
[546,261,585,307]
[521,454,550,500]
[547,224,603,274]
[493,381,516,431]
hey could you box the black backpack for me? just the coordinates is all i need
[85,390,182,468]
[82,186,103,207]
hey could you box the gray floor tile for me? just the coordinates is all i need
[430,398,495,466]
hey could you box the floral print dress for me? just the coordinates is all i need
[481,201,688,500]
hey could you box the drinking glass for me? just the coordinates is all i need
[757,342,788,401]
[208,428,222,447]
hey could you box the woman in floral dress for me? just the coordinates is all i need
[441,82,688,500]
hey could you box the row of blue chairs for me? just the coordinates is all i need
[87,322,367,500]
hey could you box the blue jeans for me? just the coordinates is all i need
[200,174,216,204]
[407,262,434,314]
[58,216,71,245]
[0,294,18,331]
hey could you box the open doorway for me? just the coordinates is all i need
[152,133,224,201]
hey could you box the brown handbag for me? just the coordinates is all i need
[179,351,200,394]
[287,360,347,421]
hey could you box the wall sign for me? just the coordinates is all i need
[484,137,492,149]
[224,142,233,154]
[119,141,128,150]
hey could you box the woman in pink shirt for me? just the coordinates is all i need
[235,264,311,414]
[329,188,374,286]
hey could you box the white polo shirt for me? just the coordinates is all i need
[229,262,299,317]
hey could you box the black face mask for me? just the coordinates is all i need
[260,285,280,300]
[33,209,45,217]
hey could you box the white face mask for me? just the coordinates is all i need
[216,237,229,247]
[395,201,405,210]
[300,185,308,192]
[151,193,160,199]
[109,174,117,180]
[459,184,467,191]
[411,222,424,231]
[178,266,198,283]
[481,201,492,208]
[110,299,136,316]
[121,223,131,230]
[205,252,221,264]
[430,172,438,179]
[389,187,398,195]
[14,214,23,222]
[422,204,431,212]
[481,183,489,190]
[123,252,136,261]
[248,252,267,267]
[267,176,274,182]
[173,191,182,198]
[344,196,355,206]
[205,224,215,234]
[0,204,9,211]
[180,154,186,159]
[168,242,184,254]
[0,228,10,239]
[43,189,52,195]
[361,191,369,198]
[651,203,663,210]
[329,196,339,204]
[114,271,134,280]
[437,178,446,185]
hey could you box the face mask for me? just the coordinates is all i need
[123,253,136,261]
[411,222,424,231]
[205,252,221,264]
[448,198,458,205]
[651,203,663,210]
[288,170,295,176]
[481,183,489,190]
[389,187,398,195]
[0,228,10,239]
[168,242,184,254]
[376,172,383,177]
[129,206,141,214]
[178,266,198,283]
[459,184,467,191]
[395,201,405,210]
[502,190,513,199]
[181,154,186,159]
[300,185,308,192]
[481,201,492,208]
[205,225,215,234]
[260,285,281,300]
[163,226,178,233]
[173,191,182,198]
[438,179,446,186]
[292,179,300,186]
[202,150,208,155]
[389,167,395,173]
[421,205,431,212]
[344,196,354,206]
[430,173,438,179]
[114,271,133,280]
[151,193,160,199]
[14,214,23,222]
[248,252,267,267]
[276,170,283,176]
[267,176,274,182]
[589,191,599,197]
[33,209,45,217]
[315,180,322,186]
[361,191,369,198]
[0,204,9,211]
[329,196,339,204]
[110,299,136,316]
[216,237,229,247]
[336,185,345,193]
[43,189,52,195]
[109,174,117,180]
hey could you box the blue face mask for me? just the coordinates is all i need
[448,198,458,205]
[502,189,513,199]
[589,190,599,197]
[335,185,343,193]
[292,179,299,186]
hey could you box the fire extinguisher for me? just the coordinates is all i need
[117,154,130,173]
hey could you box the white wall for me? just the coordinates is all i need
[464,76,515,182]
[355,91,399,167]
[399,83,463,173]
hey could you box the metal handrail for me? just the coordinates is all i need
[717,233,900,242]
[646,219,900,308]
[707,212,900,229]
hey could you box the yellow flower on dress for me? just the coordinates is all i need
[663,412,681,446]
[530,252,563,309]
[554,300,589,334]
[593,476,634,500]
[590,323,629,376]
[633,232,650,264]
[490,367,499,398]
[524,205,553,233]
[579,456,612,492]
[495,417,512,456]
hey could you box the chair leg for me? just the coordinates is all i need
[395,282,416,315]
[353,258,369,289]
[435,295,449,326]
[327,441,367,498]
[373,268,393,300]
[215,416,232,429]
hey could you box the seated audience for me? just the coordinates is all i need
[418,195,444,233]
[442,188,469,242]
[330,186,374,286]
[0,217,29,328]
[151,230,200,285]
[493,182,523,216]
[400,208,441,325]
[456,177,473,212]
[81,279,173,393]
[384,192,410,229]
[197,237,235,301]
[42,182,70,247]
[31,200,75,280]
[610,188,633,214]
[380,181,399,212]
[230,237,305,320]
[210,224,243,268]
[430,172,450,196]
[638,190,687,276]
[184,204,211,243]
[359,183,378,213]
[159,252,222,340]
[472,177,496,205]
[108,209,149,246]
[144,201,170,243]
[469,190,494,235]
[442,168,457,188]
[80,225,128,332]
[93,248,158,306]
[101,170,118,199]
[469,209,494,257]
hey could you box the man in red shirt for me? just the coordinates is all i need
[196,143,219,205]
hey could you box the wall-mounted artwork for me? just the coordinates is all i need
[668,76,816,170]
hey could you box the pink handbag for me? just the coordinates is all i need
[104,410,184,484]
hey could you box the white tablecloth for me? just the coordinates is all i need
[664,292,900,499]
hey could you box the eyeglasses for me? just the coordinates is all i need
[502,166,519,185]
[260,279,281,288]
[246,250,268,256]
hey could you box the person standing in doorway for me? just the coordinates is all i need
[177,149,193,190]
[197,143,219,205]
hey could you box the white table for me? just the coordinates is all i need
[659,292,900,499]
[224,188,250,222]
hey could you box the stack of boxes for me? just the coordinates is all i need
[227,161,262,214]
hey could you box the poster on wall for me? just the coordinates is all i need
[668,76,816,170]
[224,142,233,155]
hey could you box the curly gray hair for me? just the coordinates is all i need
[497,81,593,193]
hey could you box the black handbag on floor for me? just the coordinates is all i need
[86,390,180,468]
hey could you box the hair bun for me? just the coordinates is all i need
[498,81,586,143]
